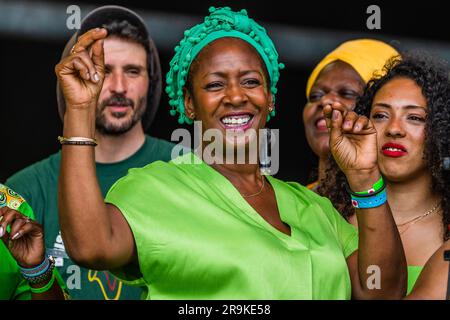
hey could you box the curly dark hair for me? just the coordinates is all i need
[318,51,450,240]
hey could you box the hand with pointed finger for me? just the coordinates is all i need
[0,207,45,268]
[55,28,108,111]
[323,102,380,190]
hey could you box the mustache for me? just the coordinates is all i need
[100,94,134,110]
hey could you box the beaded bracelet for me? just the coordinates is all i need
[30,270,56,294]
[19,255,55,285]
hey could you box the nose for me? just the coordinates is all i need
[317,92,355,112]
[108,71,127,95]
[385,116,406,138]
[223,82,247,107]
[318,92,340,109]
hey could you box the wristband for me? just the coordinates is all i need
[30,270,56,294]
[351,188,387,209]
[345,176,386,198]
[20,255,56,284]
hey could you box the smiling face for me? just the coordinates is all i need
[303,60,364,159]
[96,36,149,135]
[370,77,429,182]
[184,37,272,150]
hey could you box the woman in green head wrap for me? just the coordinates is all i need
[56,7,406,299]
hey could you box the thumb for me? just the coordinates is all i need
[329,109,344,145]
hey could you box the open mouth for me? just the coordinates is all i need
[382,143,407,157]
[315,117,328,132]
[220,113,254,130]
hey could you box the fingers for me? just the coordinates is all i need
[71,28,107,54]
[10,221,40,241]
[65,28,107,83]
[74,50,98,82]
[91,39,105,70]
[323,102,348,129]
[329,108,344,143]
[342,112,359,132]
[72,57,91,81]
[9,215,35,241]
[0,207,21,244]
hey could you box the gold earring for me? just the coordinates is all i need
[190,112,195,119]
[268,105,274,113]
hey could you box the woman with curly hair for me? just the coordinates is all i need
[319,51,450,295]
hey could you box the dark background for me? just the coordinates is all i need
[1,0,449,184]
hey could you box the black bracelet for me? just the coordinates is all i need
[60,140,97,146]
[344,178,386,198]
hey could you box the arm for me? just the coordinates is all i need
[0,207,64,300]
[325,104,407,299]
[406,240,450,300]
[55,28,135,270]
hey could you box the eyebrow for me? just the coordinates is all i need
[372,103,427,111]
[202,69,262,79]
[105,64,146,70]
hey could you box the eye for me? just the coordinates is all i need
[339,90,359,100]
[371,112,388,120]
[242,78,261,87]
[309,91,323,102]
[204,82,223,91]
[126,69,140,77]
[408,115,426,122]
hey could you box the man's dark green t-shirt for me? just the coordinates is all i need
[6,135,175,300]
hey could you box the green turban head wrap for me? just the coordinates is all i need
[166,6,285,124]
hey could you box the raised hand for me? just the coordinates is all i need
[0,207,45,268]
[55,28,108,110]
[324,102,380,190]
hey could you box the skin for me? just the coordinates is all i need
[89,36,149,163]
[183,38,288,234]
[303,61,364,182]
[352,77,443,268]
[0,207,64,300]
[55,28,406,299]
[407,239,450,299]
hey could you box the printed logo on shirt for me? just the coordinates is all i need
[51,230,125,300]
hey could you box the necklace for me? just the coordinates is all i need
[397,202,441,235]
[241,176,265,198]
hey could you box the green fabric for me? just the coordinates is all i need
[105,152,358,299]
[165,6,284,124]
[0,194,34,300]
[6,135,175,300]
[407,265,423,295]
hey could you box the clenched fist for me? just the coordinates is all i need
[324,102,380,191]
[55,28,108,111]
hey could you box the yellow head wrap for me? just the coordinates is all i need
[305,39,399,98]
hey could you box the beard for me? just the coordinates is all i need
[96,94,147,135]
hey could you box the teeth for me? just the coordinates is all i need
[221,115,251,126]
[385,148,404,152]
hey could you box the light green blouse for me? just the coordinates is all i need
[407,266,423,295]
[106,153,358,299]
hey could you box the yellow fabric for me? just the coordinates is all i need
[306,39,399,98]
